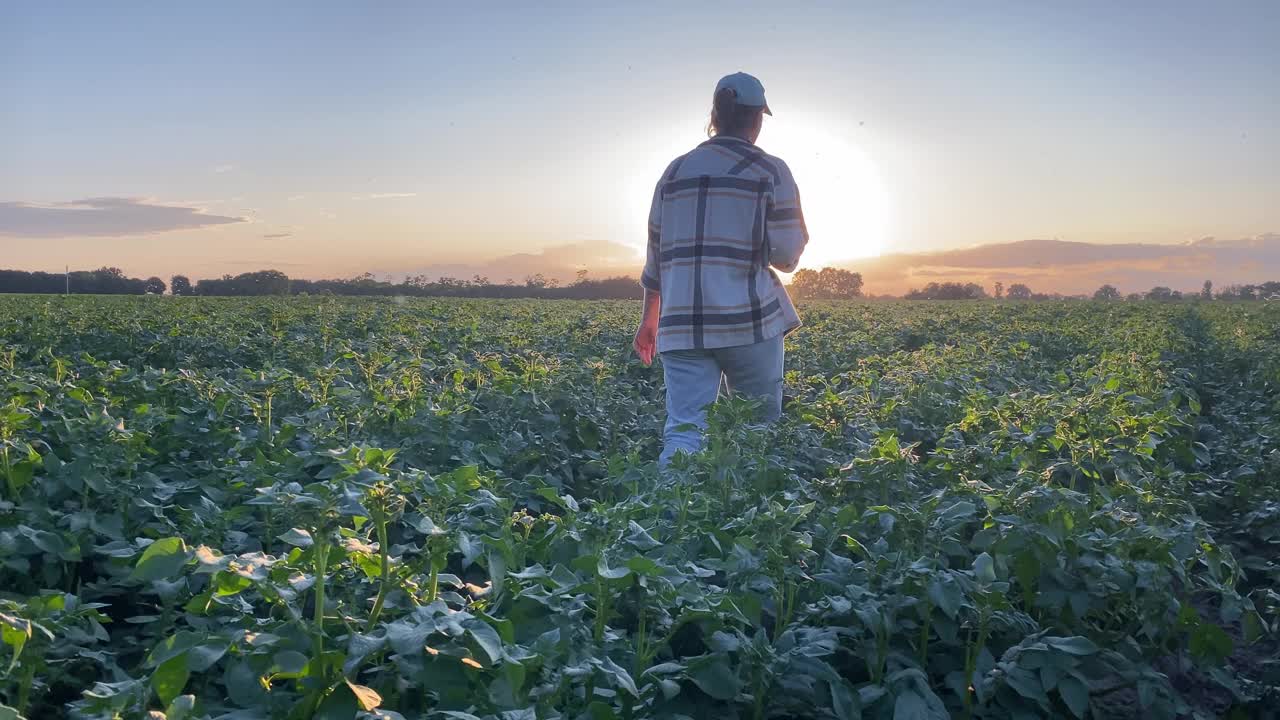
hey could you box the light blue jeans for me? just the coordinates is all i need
[658,335,785,466]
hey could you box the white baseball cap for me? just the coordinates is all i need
[715,72,772,115]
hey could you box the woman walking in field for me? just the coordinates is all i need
[634,71,808,466]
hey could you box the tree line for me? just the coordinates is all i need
[0,267,647,299]
[2,265,1278,301]
[905,279,1280,302]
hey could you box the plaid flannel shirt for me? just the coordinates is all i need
[642,135,808,353]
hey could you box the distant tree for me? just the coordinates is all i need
[1201,280,1213,300]
[525,273,549,289]
[993,281,1004,299]
[574,269,589,286]
[904,281,986,300]
[788,267,865,299]
[0,269,66,294]
[194,269,290,296]
[144,276,167,295]
[0,267,145,294]
[1145,286,1175,301]
[75,267,147,294]
[1006,283,1032,300]
[170,275,193,296]
[1093,284,1120,301]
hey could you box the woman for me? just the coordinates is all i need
[633,71,808,466]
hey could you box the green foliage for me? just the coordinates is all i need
[0,296,1276,719]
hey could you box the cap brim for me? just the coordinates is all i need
[763,103,772,116]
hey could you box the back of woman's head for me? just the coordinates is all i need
[707,87,763,138]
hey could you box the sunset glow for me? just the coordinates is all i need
[762,114,892,268]
[2,4,1277,294]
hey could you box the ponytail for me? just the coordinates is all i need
[707,87,762,138]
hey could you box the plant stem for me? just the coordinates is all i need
[427,558,440,603]
[1,443,14,500]
[918,599,932,667]
[16,661,35,715]
[594,579,608,644]
[312,537,330,662]
[751,670,767,720]
[366,519,391,631]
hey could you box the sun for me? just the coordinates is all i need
[759,114,890,270]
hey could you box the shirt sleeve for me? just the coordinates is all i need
[640,175,663,291]
[766,160,808,273]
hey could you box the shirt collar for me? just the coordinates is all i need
[703,135,756,148]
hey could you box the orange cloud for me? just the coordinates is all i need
[842,235,1280,295]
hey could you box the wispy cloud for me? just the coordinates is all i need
[352,192,417,200]
[0,197,247,238]
[262,232,293,239]
[213,164,237,174]
[222,259,307,268]
[383,240,644,283]
[287,195,306,202]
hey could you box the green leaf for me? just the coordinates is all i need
[688,657,739,700]
[596,558,631,581]
[600,655,640,697]
[187,641,230,672]
[443,465,483,492]
[165,695,196,720]
[223,660,267,707]
[23,527,66,556]
[1,620,28,674]
[277,528,313,547]
[831,680,861,720]
[586,702,617,720]
[147,632,203,668]
[624,521,662,550]
[132,537,189,582]
[1243,610,1265,644]
[8,462,34,492]
[464,619,503,666]
[972,552,996,584]
[626,556,661,576]
[272,649,310,676]
[152,654,190,707]
[1189,622,1233,662]
[1004,666,1048,702]
[414,515,449,536]
[926,577,961,619]
[892,689,945,720]
[1057,676,1089,719]
[1045,636,1099,656]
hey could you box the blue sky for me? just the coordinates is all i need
[2,1,1278,288]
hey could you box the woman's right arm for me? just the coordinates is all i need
[635,176,664,365]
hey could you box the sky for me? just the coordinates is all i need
[2,1,1278,293]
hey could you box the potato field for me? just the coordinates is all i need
[0,296,1277,720]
